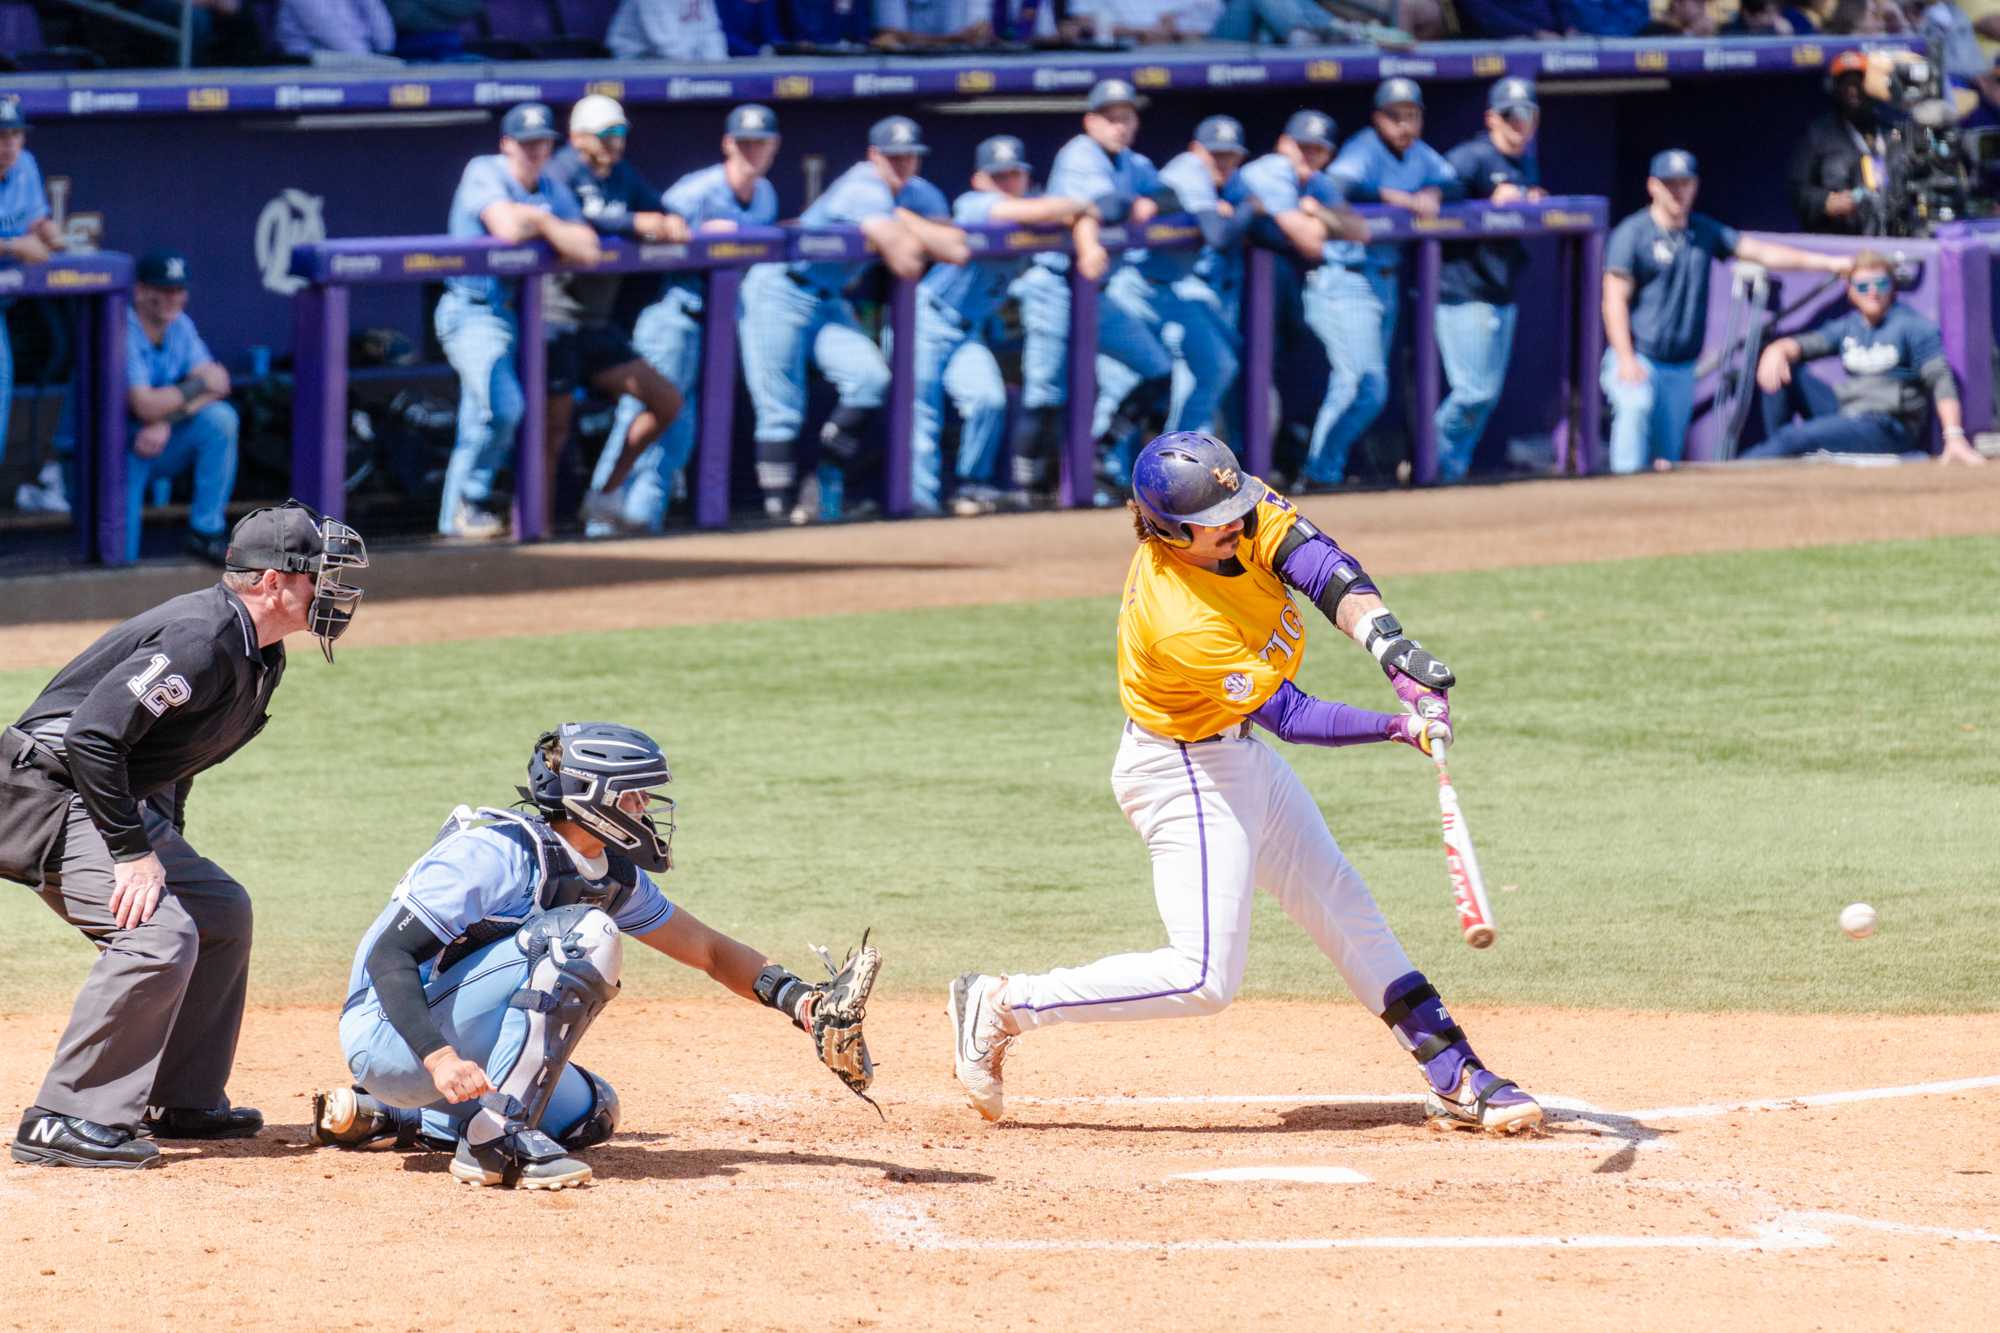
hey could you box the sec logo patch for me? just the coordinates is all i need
[1223,672,1253,702]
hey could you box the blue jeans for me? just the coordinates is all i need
[338,930,603,1146]
[1209,0,1328,38]
[1101,267,1239,437]
[1433,300,1518,485]
[911,299,1010,509]
[1739,411,1912,459]
[125,401,237,561]
[1012,263,1173,412]
[597,288,703,531]
[1302,264,1396,485]
[434,292,523,534]
[1600,349,1697,474]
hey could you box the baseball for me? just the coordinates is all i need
[1839,902,1878,939]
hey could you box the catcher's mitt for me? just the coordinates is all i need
[807,931,881,1116]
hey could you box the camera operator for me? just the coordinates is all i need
[1788,52,1891,234]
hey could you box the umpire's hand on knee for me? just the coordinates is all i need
[423,1047,494,1104]
[109,852,167,930]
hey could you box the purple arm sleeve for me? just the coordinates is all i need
[1275,527,1378,608]
[1249,679,1397,748]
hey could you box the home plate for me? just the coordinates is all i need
[1168,1166,1371,1185]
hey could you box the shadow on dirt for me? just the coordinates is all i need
[380,1138,994,1186]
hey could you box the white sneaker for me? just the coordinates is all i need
[948,972,1017,1122]
[579,488,623,531]
[449,502,507,540]
[14,461,70,516]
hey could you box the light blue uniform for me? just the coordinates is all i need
[596,163,779,531]
[1097,150,1244,437]
[124,312,236,562]
[907,189,1022,509]
[338,808,675,1146]
[738,160,898,498]
[1013,135,1173,414]
[433,154,581,534]
[1311,130,1460,485]
[0,147,52,474]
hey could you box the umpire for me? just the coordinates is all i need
[2,500,367,1169]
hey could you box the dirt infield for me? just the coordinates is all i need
[3,463,1999,1329]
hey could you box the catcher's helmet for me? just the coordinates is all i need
[1129,432,1267,548]
[524,722,676,871]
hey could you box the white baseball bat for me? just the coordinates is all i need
[1431,741,1497,949]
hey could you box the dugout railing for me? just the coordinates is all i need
[284,199,1606,547]
[0,250,132,565]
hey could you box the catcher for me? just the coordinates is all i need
[308,721,878,1189]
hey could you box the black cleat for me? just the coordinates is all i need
[141,1104,264,1140]
[12,1108,163,1169]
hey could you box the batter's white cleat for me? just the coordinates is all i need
[1423,1065,1544,1135]
[949,972,1017,1122]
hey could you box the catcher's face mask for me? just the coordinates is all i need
[528,723,677,872]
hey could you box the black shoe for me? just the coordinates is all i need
[12,1108,163,1169]
[141,1104,264,1140]
[183,530,229,566]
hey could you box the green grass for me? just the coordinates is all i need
[3,534,1997,1015]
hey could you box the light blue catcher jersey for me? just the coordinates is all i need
[661,162,780,306]
[1326,129,1459,270]
[1238,152,1349,266]
[1035,134,1158,275]
[344,806,675,1000]
[444,153,582,304]
[791,160,898,293]
[918,190,1021,329]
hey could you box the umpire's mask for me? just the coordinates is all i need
[225,500,369,663]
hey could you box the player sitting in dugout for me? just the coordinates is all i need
[1746,250,1985,464]
[308,722,878,1190]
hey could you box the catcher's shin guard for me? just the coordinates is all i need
[463,904,622,1151]
[555,1066,621,1151]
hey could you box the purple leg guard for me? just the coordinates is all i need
[1380,971,1477,1097]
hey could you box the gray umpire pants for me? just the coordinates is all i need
[28,795,252,1130]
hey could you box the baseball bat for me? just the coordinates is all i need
[1431,741,1497,949]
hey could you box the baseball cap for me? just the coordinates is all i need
[500,102,559,143]
[136,249,191,289]
[569,94,628,138]
[1649,148,1699,179]
[1087,78,1137,112]
[976,135,1030,174]
[868,115,929,155]
[1283,109,1337,149]
[0,101,26,132]
[1195,115,1246,153]
[1829,50,1869,78]
[725,103,779,140]
[1489,77,1537,113]
[1375,77,1423,109]
[225,500,335,575]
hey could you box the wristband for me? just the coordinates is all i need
[753,964,814,1028]
[1944,426,1968,439]
[1349,607,1404,665]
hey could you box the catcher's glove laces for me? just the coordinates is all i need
[807,929,883,1120]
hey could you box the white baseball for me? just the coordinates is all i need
[1839,902,1877,940]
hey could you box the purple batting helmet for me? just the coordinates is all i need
[1129,432,1267,548]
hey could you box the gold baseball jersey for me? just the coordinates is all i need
[1117,489,1308,741]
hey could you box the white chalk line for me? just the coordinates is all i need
[1623,1073,2000,1121]
[1168,1165,1370,1184]
[857,1199,2000,1255]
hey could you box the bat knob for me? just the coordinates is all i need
[1463,924,1495,949]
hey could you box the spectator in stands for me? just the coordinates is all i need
[1820,0,1888,31]
[608,0,731,57]
[1061,0,1229,42]
[1207,0,1349,42]
[1722,0,1818,34]
[1747,250,1984,463]
[541,96,686,537]
[118,0,242,63]
[1788,51,1889,234]
[434,103,601,539]
[387,0,485,60]
[1638,0,1717,35]
[1601,149,1849,474]
[1455,0,1564,38]
[1434,77,1545,486]
[781,0,874,46]
[1316,77,1460,488]
[123,250,235,564]
[276,0,397,59]
[1924,0,1996,80]
[1556,0,1648,34]
[1,101,67,518]
[871,0,994,46]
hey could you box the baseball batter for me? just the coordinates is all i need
[310,722,877,1189]
[738,114,968,525]
[950,432,1542,1134]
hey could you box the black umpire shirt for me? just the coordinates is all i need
[15,584,284,861]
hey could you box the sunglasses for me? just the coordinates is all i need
[1850,275,1892,294]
